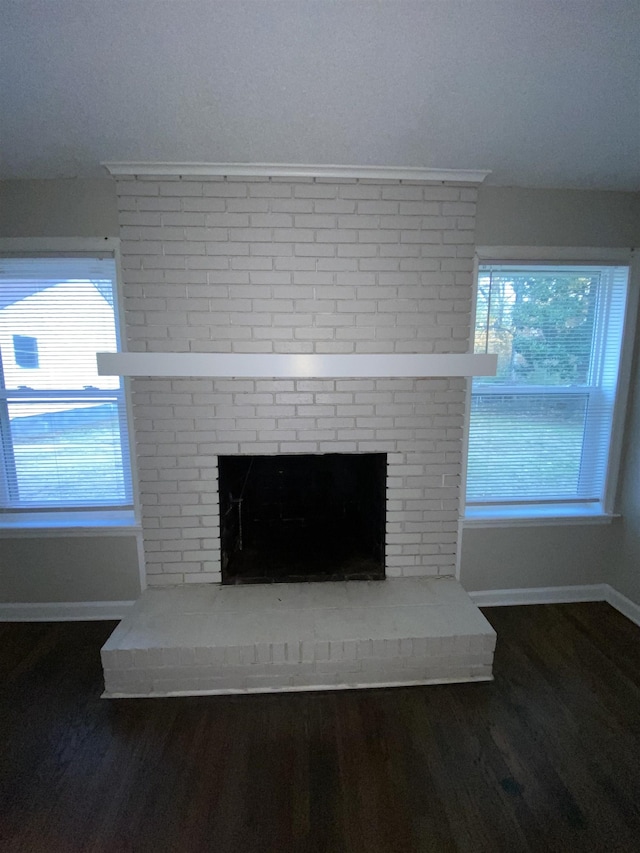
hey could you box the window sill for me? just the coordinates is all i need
[464,504,618,528]
[0,510,140,537]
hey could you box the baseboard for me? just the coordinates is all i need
[0,600,135,622]
[4,585,639,628]
[469,584,608,608]
[469,583,640,628]
[603,585,640,628]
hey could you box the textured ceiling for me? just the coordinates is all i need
[1,0,639,189]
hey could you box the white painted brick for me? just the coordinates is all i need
[357,200,400,214]
[271,198,314,213]
[203,182,247,198]
[337,244,377,257]
[294,184,339,198]
[156,181,202,196]
[381,185,424,201]
[249,183,294,198]
[274,257,315,271]
[338,184,380,199]
[379,243,421,257]
[117,176,477,587]
[311,229,357,244]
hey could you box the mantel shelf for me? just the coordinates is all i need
[97,352,497,379]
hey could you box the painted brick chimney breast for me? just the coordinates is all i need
[115,175,478,585]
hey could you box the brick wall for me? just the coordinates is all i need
[115,175,478,585]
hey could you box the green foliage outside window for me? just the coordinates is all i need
[476,271,598,386]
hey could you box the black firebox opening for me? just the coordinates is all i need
[218,453,386,584]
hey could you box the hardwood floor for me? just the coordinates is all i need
[1,603,639,852]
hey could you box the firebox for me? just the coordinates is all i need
[218,453,386,584]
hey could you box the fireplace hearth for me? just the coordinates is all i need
[218,453,386,584]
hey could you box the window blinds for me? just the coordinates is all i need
[0,256,133,509]
[467,264,629,507]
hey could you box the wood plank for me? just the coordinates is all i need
[1,604,639,852]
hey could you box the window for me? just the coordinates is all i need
[13,335,39,369]
[466,261,630,520]
[0,253,133,515]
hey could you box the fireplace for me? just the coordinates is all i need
[105,167,489,588]
[100,166,499,698]
[218,453,386,584]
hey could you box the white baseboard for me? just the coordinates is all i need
[3,586,639,629]
[0,600,135,622]
[469,584,608,607]
[469,583,640,628]
[603,585,640,628]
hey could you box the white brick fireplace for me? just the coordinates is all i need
[99,163,497,696]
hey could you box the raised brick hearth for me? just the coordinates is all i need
[102,577,496,697]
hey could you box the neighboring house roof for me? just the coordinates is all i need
[0,280,112,311]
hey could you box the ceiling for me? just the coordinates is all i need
[1,0,639,190]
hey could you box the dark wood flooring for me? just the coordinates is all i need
[1,603,639,852]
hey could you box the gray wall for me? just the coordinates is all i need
[0,536,141,603]
[1,178,639,605]
[611,300,640,605]
[461,524,618,592]
[476,187,640,249]
[0,178,119,237]
[460,185,640,598]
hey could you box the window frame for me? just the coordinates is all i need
[462,246,639,527]
[0,237,139,530]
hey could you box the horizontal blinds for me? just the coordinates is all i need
[0,256,133,509]
[468,264,628,505]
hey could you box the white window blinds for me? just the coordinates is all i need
[0,255,133,510]
[467,263,629,509]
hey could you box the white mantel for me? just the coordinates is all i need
[97,352,497,379]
